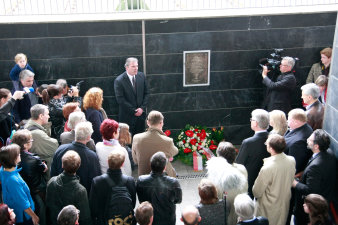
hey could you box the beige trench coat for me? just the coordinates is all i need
[253,153,296,225]
[132,127,178,177]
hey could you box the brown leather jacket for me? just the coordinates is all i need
[306,100,325,130]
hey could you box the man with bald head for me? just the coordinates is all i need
[181,205,201,225]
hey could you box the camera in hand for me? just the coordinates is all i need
[68,80,84,93]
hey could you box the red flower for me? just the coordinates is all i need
[195,128,199,132]
[185,130,194,137]
[200,132,206,140]
[190,139,197,146]
[209,144,217,150]
[201,129,205,133]
[182,140,186,144]
[197,146,202,150]
[164,130,171,136]
[197,133,201,137]
[198,142,201,145]
[184,148,192,153]
[211,140,214,145]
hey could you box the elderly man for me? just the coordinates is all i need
[90,148,136,225]
[262,56,296,114]
[132,110,178,177]
[60,111,96,151]
[301,83,325,130]
[25,104,59,175]
[253,134,296,225]
[135,202,153,225]
[236,109,270,198]
[114,57,149,136]
[50,121,101,194]
[46,151,92,225]
[136,152,182,225]
[12,69,39,123]
[181,205,201,225]
[284,109,313,175]
[292,130,336,225]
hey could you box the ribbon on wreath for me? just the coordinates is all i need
[202,147,216,160]
[193,151,203,171]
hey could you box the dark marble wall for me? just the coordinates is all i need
[0,12,336,144]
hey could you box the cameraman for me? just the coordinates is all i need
[262,56,296,114]
[56,79,82,107]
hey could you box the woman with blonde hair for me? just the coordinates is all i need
[269,110,288,136]
[118,123,135,170]
[83,87,107,143]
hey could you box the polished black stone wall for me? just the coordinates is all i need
[0,12,336,144]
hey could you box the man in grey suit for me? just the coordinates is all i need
[114,57,149,136]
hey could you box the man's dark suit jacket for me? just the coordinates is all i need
[12,83,33,123]
[294,150,336,224]
[114,72,149,135]
[236,131,269,198]
[50,141,101,195]
[284,123,313,174]
[306,100,325,130]
[262,71,296,114]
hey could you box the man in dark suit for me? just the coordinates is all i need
[292,129,336,225]
[301,83,325,130]
[284,109,313,176]
[12,69,39,123]
[261,56,296,114]
[236,109,270,198]
[114,57,149,136]
[284,108,313,225]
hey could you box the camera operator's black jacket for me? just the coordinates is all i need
[262,71,296,114]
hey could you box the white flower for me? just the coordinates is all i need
[192,145,197,151]
[185,143,189,147]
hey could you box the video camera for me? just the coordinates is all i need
[68,80,84,94]
[258,49,299,77]
[259,48,284,72]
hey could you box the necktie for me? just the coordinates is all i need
[132,76,136,90]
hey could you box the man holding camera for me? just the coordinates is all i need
[262,56,296,114]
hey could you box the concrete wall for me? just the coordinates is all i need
[0,12,336,144]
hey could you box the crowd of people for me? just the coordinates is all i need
[0,49,336,225]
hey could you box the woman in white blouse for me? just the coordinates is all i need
[95,119,132,176]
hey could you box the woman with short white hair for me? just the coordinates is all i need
[60,111,96,151]
[234,194,268,225]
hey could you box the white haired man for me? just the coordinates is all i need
[236,109,270,198]
[261,56,296,114]
[50,121,101,194]
[12,69,39,123]
[301,83,324,130]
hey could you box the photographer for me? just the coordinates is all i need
[56,79,82,107]
[262,56,296,114]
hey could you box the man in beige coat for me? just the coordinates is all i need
[253,134,295,225]
[132,110,178,177]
